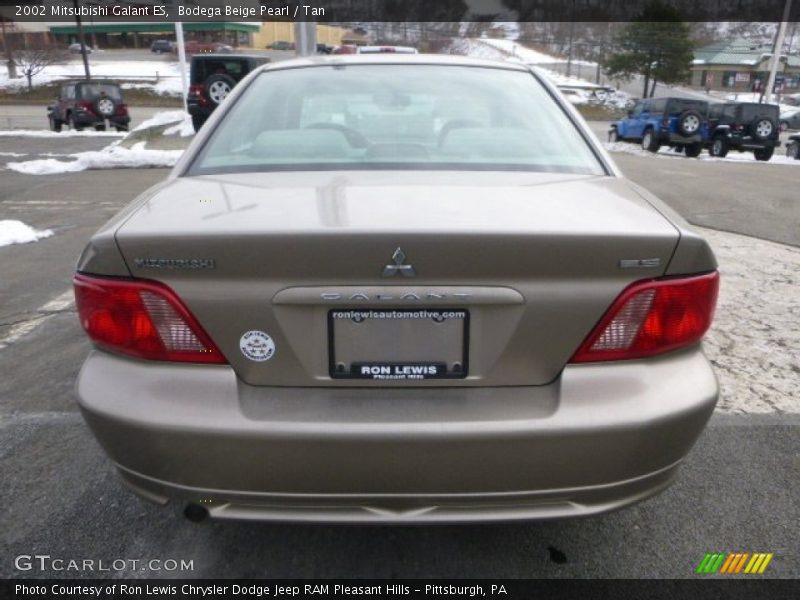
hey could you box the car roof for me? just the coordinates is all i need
[191,53,267,60]
[256,53,530,73]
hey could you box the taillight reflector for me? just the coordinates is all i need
[570,271,719,363]
[73,273,226,364]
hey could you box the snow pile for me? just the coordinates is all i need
[480,38,596,66]
[701,227,800,414]
[0,220,53,247]
[6,142,183,175]
[163,116,195,137]
[452,39,633,110]
[131,110,194,137]
[0,59,187,95]
[0,129,124,138]
[604,141,800,165]
[133,110,190,132]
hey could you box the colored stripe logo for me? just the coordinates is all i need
[697,552,773,574]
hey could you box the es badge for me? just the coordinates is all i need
[239,330,276,362]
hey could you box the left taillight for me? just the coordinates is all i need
[73,273,226,364]
[570,271,719,363]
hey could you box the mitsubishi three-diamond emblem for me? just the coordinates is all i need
[382,247,416,277]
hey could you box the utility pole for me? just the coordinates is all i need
[175,21,188,112]
[294,22,317,57]
[764,0,792,104]
[566,1,576,78]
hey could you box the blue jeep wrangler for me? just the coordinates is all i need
[610,97,709,157]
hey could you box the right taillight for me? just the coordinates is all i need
[73,273,226,364]
[570,271,719,363]
[189,84,208,107]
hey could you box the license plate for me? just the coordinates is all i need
[329,308,469,380]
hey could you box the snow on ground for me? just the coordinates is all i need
[604,140,800,165]
[0,59,186,95]
[453,39,633,110]
[0,129,124,138]
[699,227,800,414]
[163,116,195,137]
[480,38,596,66]
[0,220,53,247]
[6,142,183,175]
[132,110,189,132]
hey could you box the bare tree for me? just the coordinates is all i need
[14,42,66,90]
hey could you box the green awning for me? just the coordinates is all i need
[50,22,259,35]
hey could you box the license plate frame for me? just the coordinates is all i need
[328,308,469,380]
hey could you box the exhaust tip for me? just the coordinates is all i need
[183,503,209,523]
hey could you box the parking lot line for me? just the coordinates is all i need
[0,290,74,350]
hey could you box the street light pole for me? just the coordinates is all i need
[764,0,792,104]
[175,21,188,113]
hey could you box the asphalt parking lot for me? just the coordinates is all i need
[0,131,798,579]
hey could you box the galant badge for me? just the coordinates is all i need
[382,247,416,277]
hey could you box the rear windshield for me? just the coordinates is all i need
[192,59,252,83]
[79,84,122,100]
[665,99,709,115]
[739,104,779,120]
[189,64,605,176]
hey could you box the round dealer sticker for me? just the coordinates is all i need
[239,330,276,362]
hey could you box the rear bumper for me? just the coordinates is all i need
[725,134,780,149]
[662,131,703,145]
[71,111,130,127]
[76,348,718,522]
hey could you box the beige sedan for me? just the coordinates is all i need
[74,55,719,523]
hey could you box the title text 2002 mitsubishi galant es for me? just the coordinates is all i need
[74,55,719,523]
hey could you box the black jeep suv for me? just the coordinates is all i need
[47,81,130,132]
[706,102,780,161]
[187,54,270,131]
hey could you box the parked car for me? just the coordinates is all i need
[150,39,173,54]
[68,43,92,54]
[779,108,800,131]
[610,97,709,157]
[47,80,130,132]
[706,102,779,161]
[269,40,294,51]
[333,44,359,54]
[74,55,720,524]
[183,40,233,55]
[186,54,270,131]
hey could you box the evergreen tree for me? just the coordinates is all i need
[604,1,694,97]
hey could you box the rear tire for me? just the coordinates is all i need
[684,142,702,158]
[787,141,800,159]
[641,129,660,153]
[753,147,774,161]
[609,128,619,143]
[94,124,106,132]
[68,113,83,131]
[710,136,729,158]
